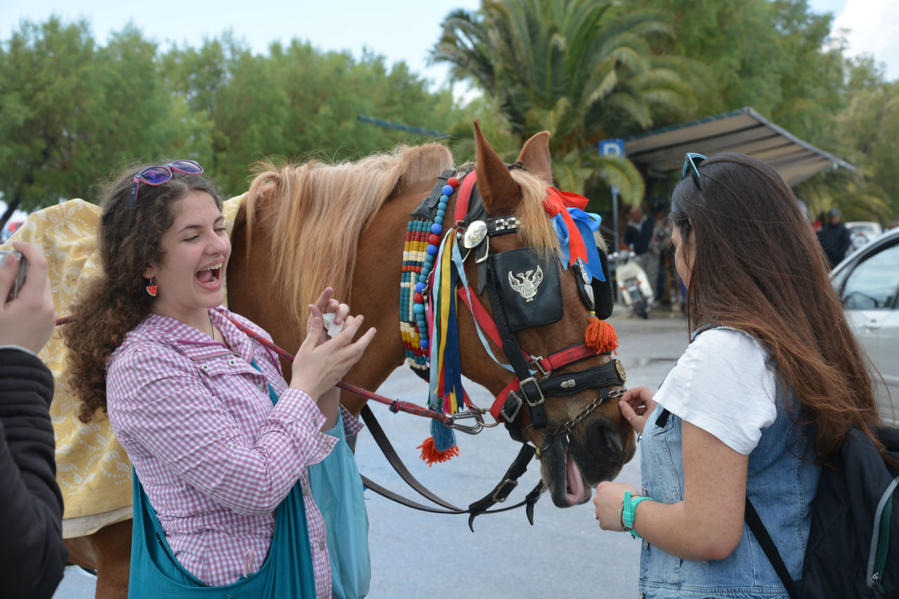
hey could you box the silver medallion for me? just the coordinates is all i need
[462,220,488,249]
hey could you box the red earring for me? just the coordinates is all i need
[146,278,158,297]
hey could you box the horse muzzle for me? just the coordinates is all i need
[540,415,635,507]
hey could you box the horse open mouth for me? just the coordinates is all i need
[541,436,592,507]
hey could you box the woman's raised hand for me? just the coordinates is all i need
[289,288,376,400]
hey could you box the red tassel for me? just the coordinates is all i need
[417,437,460,466]
[585,317,618,354]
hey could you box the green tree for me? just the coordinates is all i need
[432,0,707,202]
[162,38,463,197]
[0,18,205,219]
[0,18,100,215]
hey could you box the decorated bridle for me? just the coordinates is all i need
[399,167,626,465]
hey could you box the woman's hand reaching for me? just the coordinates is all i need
[618,386,657,435]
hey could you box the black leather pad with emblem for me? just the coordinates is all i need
[488,248,563,332]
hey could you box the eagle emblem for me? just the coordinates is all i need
[508,266,544,302]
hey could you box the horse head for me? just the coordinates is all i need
[452,122,636,507]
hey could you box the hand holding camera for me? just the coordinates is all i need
[0,241,56,354]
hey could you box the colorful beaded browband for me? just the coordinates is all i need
[399,169,467,373]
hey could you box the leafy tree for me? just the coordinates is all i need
[0,18,101,216]
[0,18,204,221]
[432,0,707,204]
[162,38,463,197]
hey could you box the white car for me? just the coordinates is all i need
[831,227,899,425]
[846,220,883,251]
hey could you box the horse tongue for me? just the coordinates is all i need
[565,449,586,504]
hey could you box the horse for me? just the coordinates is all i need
[228,121,635,501]
[18,122,635,598]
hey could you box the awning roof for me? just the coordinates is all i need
[624,107,854,186]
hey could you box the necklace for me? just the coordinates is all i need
[209,314,219,343]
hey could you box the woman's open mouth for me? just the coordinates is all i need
[195,263,224,290]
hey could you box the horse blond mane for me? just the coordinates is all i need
[240,144,581,335]
[509,168,562,256]
[242,144,454,330]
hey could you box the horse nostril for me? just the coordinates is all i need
[586,419,622,458]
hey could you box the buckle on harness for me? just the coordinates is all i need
[500,391,523,423]
[491,478,519,503]
[529,355,549,377]
[519,376,545,407]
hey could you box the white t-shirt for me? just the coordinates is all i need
[654,328,778,455]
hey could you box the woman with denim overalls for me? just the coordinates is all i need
[594,153,886,598]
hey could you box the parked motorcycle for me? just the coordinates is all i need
[610,250,654,319]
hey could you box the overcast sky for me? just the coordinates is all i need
[1,0,897,87]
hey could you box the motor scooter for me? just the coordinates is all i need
[610,250,654,319]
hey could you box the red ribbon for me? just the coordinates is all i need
[543,187,589,266]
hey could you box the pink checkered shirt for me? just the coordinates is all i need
[106,306,350,598]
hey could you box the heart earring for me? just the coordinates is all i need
[146,278,158,297]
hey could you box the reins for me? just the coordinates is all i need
[225,316,493,434]
[208,317,548,527]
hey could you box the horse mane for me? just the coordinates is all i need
[509,168,561,256]
[239,143,574,334]
[242,143,454,328]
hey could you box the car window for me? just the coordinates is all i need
[842,242,899,310]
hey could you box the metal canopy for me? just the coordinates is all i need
[624,107,854,186]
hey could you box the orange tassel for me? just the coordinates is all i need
[417,437,460,466]
[585,317,618,354]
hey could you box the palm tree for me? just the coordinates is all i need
[432,0,704,201]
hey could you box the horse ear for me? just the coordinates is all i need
[474,120,521,215]
[517,130,553,186]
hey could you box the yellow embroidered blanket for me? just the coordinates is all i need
[4,197,244,528]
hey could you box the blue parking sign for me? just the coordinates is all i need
[598,138,625,157]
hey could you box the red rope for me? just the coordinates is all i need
[226,318,453,424]
[54,314,453,424]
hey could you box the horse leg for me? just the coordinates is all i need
[91,519,131,599]
[64,520,132,599]
[64,534,99,572]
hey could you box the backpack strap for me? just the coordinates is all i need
[745,497,798,599]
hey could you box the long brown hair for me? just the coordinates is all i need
[64,163,222,422]
[671,152,882,463]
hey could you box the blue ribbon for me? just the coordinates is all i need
[552,208,606,282]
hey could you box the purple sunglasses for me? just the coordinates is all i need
[129,160,204,205]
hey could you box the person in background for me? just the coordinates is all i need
[64,161,375,598]
[649,206,672,307]
[593,153,886,598]
[817,207,851,268]
[0,241,68,599]
[624,205,657,295]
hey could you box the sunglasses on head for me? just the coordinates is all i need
[129,160,205,205]
[681,152,706,191]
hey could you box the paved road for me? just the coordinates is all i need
[54,307,689,599]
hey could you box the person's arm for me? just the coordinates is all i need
[596,331,774,561]
[0,348,67,599]
[596,421,747,561]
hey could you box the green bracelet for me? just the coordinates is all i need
[621,490,652,539]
